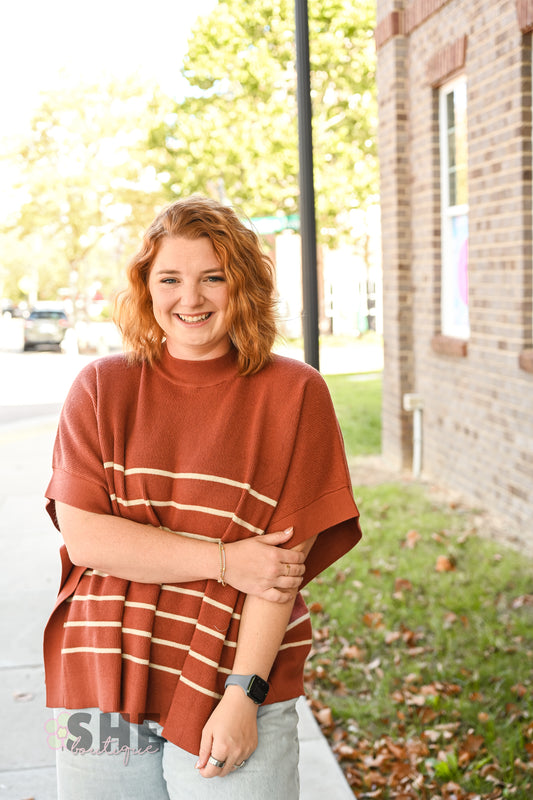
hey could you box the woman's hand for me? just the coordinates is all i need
[195,688,259,778]
[225,528,306,603]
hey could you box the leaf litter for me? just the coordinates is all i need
[303,483,533,799]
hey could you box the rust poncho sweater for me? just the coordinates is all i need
[44,345,362,755]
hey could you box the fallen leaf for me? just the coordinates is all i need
[341,644,365,661]
[512,594,533,608]
[315,706,334,727]
[394,578,413,593]
[435,555,456,572]
[13,692,34,702]
[404,529,421,548]
[362,611,385,629]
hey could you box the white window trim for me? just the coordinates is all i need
[439,76,470,340]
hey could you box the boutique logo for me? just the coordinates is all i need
[44,711,161,765]
[45,712,73,750]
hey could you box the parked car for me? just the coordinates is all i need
[23,308,71,351]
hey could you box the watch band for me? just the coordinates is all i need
[224,673,270,704]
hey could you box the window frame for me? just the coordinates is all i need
[438,75,470,341]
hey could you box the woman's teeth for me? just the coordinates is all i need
[178,313,211,323]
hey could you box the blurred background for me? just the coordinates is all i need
[0,0,380,358]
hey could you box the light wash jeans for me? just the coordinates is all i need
[54,699,300,800]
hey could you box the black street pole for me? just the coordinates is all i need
[295,0,320,371]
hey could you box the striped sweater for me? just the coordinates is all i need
[44,345,361,754]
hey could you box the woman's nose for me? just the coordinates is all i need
[180,281,203,307]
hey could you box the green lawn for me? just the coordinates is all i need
[325,374,382,457]
[307,375,533,798]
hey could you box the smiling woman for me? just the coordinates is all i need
[148,237,231,362]
[43,195,362,800]
[114,196,279,375]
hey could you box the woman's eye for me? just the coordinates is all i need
[206,275,225,283]
[161,278,177,284]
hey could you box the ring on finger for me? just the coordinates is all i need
[285,563,290,576]
[208,755,226,768]
[232,760,247,770]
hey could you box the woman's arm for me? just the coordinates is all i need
[196,535,318,777]
[55,501,306,603]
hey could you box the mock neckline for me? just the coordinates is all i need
[154,343,240,386]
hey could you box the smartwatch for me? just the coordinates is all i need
[224,674,270,705]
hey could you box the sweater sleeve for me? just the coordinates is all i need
[45,363,113,530]
[266,370,362,584]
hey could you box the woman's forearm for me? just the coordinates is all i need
[56,501,220,584]
[54,501,306,599]
[228,535,318,681]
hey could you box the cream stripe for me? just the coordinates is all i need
[217,666,232,675]
[151,637,190,652]
[61,647,121,655]
[64,621,121,628]
[103,463,277,507]
[155,609,197,624]
[180,675,222,700]
[189,650,218,669]
[223,639,237,648]
[203,596,234,613]
[109,495,264,535]
[124,601,157,611]
[122,652,149,666]
[161,585,205,598]
[149,662,182,676]
[286,612,311,631]
[278,638,313,651]
[122,628,151,638]
[83,569,110,578]
[121,653,181,675]
[197,623,225,641]
[67,595,125,602]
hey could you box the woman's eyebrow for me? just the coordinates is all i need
[153,267,224,275]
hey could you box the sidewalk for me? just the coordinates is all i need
[0,414,354,799]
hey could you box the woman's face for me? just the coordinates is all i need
[148,236,231,361]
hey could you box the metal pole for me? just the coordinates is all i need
[295,0,320,371]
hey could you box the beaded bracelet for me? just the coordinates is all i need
[217,540,226,586]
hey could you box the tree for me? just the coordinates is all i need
[149,0,377,243]
[2,77,172,306]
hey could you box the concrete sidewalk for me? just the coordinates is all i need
[0,414,354,799]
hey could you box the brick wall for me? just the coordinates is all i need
[376,0,533,533]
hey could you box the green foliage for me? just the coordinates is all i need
[150,0,378,244]
[2,77,171,303]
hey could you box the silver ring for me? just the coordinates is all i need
[233,760,247,769]
[208,755,226,768]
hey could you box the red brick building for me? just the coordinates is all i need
[375,0,533,533]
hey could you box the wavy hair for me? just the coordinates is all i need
[114,196,278,376]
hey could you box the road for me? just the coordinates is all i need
[0,350,97,426]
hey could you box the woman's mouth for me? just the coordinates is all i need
[176,313,212,324]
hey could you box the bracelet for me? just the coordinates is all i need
[217,540,226,586]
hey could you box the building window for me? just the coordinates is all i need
[439,77,469,340]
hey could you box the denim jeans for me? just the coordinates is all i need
[54,699,300,800]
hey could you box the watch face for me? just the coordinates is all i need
[248,675,270,703]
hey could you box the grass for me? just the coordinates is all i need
[305,374,533,798]
[325,374,382,456]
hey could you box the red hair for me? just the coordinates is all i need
[114,196,278,375]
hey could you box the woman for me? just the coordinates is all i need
[44,195,362,799]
